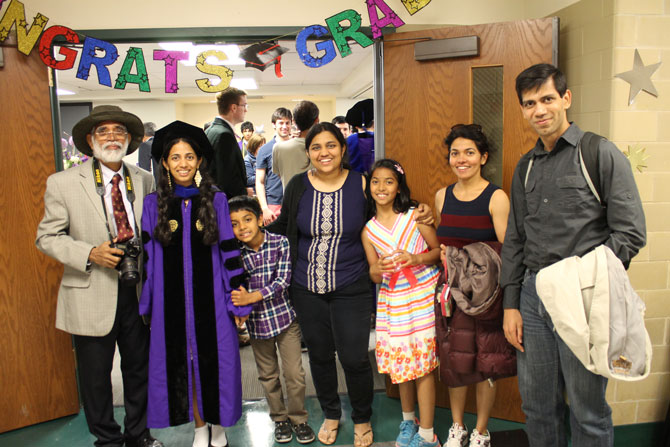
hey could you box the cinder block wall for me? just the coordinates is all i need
[556,0,670,425]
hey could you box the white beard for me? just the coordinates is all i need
[92,139,129,164]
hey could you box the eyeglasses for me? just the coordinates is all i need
[94,127,128,138]
[236,103,248,109]
[450,123,482,132]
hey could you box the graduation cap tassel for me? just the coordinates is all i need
[274,56,284,78]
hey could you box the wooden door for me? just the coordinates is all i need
[382,18,557,423]
[0,34,80,432]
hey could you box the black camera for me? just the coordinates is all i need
[114,238,142,286]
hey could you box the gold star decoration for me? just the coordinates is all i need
[623,144,649,173]
[614,49,662,106]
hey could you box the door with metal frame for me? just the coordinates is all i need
[0,34,80,433]
[380,17,558,423]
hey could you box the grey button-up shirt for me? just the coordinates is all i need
[500,123,646,309]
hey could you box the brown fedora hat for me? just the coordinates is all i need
[72,105,144,156]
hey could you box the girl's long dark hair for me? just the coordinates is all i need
[366,158,418,219]
[154,137,218,246]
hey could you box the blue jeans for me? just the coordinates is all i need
[518,271,613,447]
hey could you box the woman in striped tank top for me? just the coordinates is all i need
[434,125,510,447]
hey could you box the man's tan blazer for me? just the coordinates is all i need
[36,158,154,336]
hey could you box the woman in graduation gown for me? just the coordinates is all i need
[140,120,252,447]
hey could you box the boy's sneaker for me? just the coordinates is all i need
[396,420,419,447]
[408,433,440,447]
[468,429,491,447]
[443,423,468,447]
[274,420,292,443]
[292,422,316,444]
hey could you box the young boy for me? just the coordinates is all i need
[228,195,315,444]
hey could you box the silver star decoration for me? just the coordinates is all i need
[614,49,662,105]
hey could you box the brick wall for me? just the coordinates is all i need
[556,0,670,425]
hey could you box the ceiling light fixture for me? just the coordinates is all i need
[158,42,245,67]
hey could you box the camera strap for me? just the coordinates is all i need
[92,159,139,241]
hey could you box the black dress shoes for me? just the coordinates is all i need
[126,434,164,447]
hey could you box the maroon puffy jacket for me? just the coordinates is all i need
[435,241,516,387]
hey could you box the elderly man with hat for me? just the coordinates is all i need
[36,105,162,447]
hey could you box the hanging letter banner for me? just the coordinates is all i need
[76,37,119,87]
[0,0,49,55]
[296,25,337,68]
[400,0,431,15]
[195,50,233,93]
[114,47,150,92]
[325,9,374,58]
[366,0,405,39]
[154,50,189,93]
[38,25,80,70]
[0,0,433,93]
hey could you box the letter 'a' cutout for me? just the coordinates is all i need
[114,47,150,92]
[366,0,405,39]
[325,9,374,58]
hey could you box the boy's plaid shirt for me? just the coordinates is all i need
[238,231,296,339]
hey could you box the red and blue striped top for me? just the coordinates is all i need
[436,182,500,248]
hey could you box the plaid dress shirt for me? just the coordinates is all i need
[239,231,296,339]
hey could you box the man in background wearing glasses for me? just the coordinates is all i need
[206,87,249,198]
[36,105,162,447]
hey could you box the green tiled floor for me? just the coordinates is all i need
[0,393,662,446]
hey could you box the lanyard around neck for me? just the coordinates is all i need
[92,159,138,241]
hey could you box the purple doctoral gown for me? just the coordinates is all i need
[140,191,251,428]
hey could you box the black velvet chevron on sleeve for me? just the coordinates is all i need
[219,238,239,252]
[224,256,243,271]
[229,273,245,290]
[142,230,151,245]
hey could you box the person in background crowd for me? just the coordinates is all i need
[256,108,292,225]
[345,99,375,175]
[331,115,351,139]
[137,122,160,184]
[239,121,254,156]
[205,87,249,199]
[244,133,266,195]
[273,100,318,191]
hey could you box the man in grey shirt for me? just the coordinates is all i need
[272,100,318,190]
[501,64,645,447]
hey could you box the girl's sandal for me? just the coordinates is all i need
[317,420,339,445]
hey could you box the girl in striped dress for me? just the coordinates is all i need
[361,159,441,447]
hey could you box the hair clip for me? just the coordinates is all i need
[394,163,404,175]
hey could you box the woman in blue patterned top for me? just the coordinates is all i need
[267,122,373,447]
[268,123,433,447]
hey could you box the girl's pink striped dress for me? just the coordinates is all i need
[365,209,440,384]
